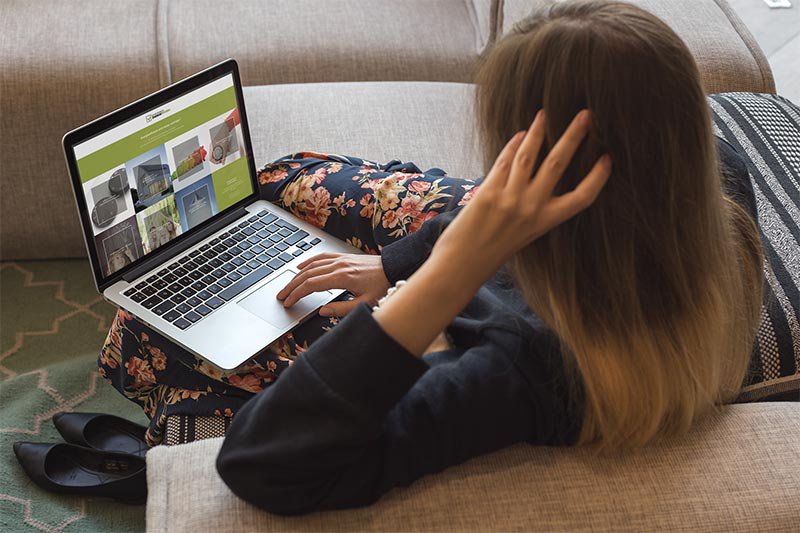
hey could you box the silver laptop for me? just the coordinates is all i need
[63,59,360,370]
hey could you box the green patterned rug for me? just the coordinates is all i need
[0,260,146,532]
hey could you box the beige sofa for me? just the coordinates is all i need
[2,1,796,531]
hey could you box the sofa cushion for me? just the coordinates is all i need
[162,0,491,87]
[243,82,484,180]
[710,93,800,402]
[146,402,800,532]
[499,0,775,94]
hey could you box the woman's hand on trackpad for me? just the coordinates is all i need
[276,253,390,317]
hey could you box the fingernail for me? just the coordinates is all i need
[581,110,592,126]
[319,307,331,316]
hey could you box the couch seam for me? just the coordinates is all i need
[712,0,775,94]
[155,0,172,86]
[463,0,485,55]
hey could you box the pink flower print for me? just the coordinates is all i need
[408,180,431,193]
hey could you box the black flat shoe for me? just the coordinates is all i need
[52,412,148,458]
[13,442,146,504]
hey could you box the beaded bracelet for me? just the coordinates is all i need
[372,280,408,311]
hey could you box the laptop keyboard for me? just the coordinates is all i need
[121,209,322,330]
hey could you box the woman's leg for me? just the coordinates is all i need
[100,152,479,445]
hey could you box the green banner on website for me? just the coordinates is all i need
[77,87,237,182]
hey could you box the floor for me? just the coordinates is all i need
[728,0,800,101]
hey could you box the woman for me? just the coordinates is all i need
[101,0,763,515]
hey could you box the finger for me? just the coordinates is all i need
[539,154,612,227]
[283,273,343,307]
[277,264,338,300]
[482,130,527,189]
[531,109,592,196]
[319,299,361,317]
[508,110,546,190]
[297,252,339,270]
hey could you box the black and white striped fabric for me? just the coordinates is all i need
[710,93,800,402]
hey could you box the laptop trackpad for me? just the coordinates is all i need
[237,270,331,329]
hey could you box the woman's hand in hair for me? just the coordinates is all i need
[431,109,612,283]
[277,253,390,317]
[372,110,612,357]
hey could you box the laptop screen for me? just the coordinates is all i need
[72,72,254,282]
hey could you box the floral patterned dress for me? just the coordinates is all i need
[99,152,480,446]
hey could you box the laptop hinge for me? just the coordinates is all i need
[121,206,249,284]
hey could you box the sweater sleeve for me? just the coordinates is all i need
[380,206,464,283]
[216,303,562,515]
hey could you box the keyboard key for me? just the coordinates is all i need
[227,271,243,281]
[267,258,284,270]
[186,297,202,307]
[222,263,236,272]
[189,271,204,280]
[213,244,226,254]
[251,221,265,230]
[257,253,272,263]
[236,265,252,275]
[232,233,246,241]
[239,240,254,250]
[153,300,175,315]
[285,230,309,245]
[229,245,243,256]
[256,230,270,239]
[242,227,256,236]
[210,269,225,279]
[142,295,162,309]
[168,263,181,271]
[196,290,211,300]
[134,281,148,290]
[157,289,172,300]
[217,277,232,288]
[123,287,137,296]
[152,279,168,290]
[146,275,159,283]
[266,247,280,257]
[241,251,255,260]
[195,304,212,316]
[266,223,280,232]
[223,238,237,247]
[191,281,207,291]
[200,243,212,251]
[209,258,223,268]
[171,293,187,304]
[238,221,249,228]
[202,275,217,285]
[129,292,146,303]
[177,277,193,287]
[210,238,220,245]
[168,283,182,293]
[184,260,198,270]
[275,242,289,251]
[173,267,188,277]
[278,252,294,263]
[246,259,261,270]
[247,235,261,244]
[199,264,213,274]
[207,283,223,294]
[189,250,201,257]
[206,296,224,309]
[163,273,178,283]
[231,256,245,266]
[218,265,275,301]
[248,215,258,222]
[194,254,209,264]
[142,286,157,296]
[276,220,298,231]
[250,245,265,255]
[219,252,233,262]
[176,303,192,314]
[261,213,278,224]
[293,249,304,257]
[278,227,293,238]
[203,250,218,259]
[174,318,191,330]
[181,287,197,297]
[310,238,321,245]
[184,311,202,323]
[298,242,311,250]
[268,234,282,243]
[157,268,169,276]
[219,231,230,239]
[163,310,181,322]
[179,256,191,264]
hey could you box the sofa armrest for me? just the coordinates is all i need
[146,402,800,532]
[498,0,775,94]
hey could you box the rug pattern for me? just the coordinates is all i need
[0,261,146,532]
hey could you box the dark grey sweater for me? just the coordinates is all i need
[216,139,755,515]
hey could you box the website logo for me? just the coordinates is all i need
[146,108,171,123]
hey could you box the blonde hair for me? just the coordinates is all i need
[475,1,763,451]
